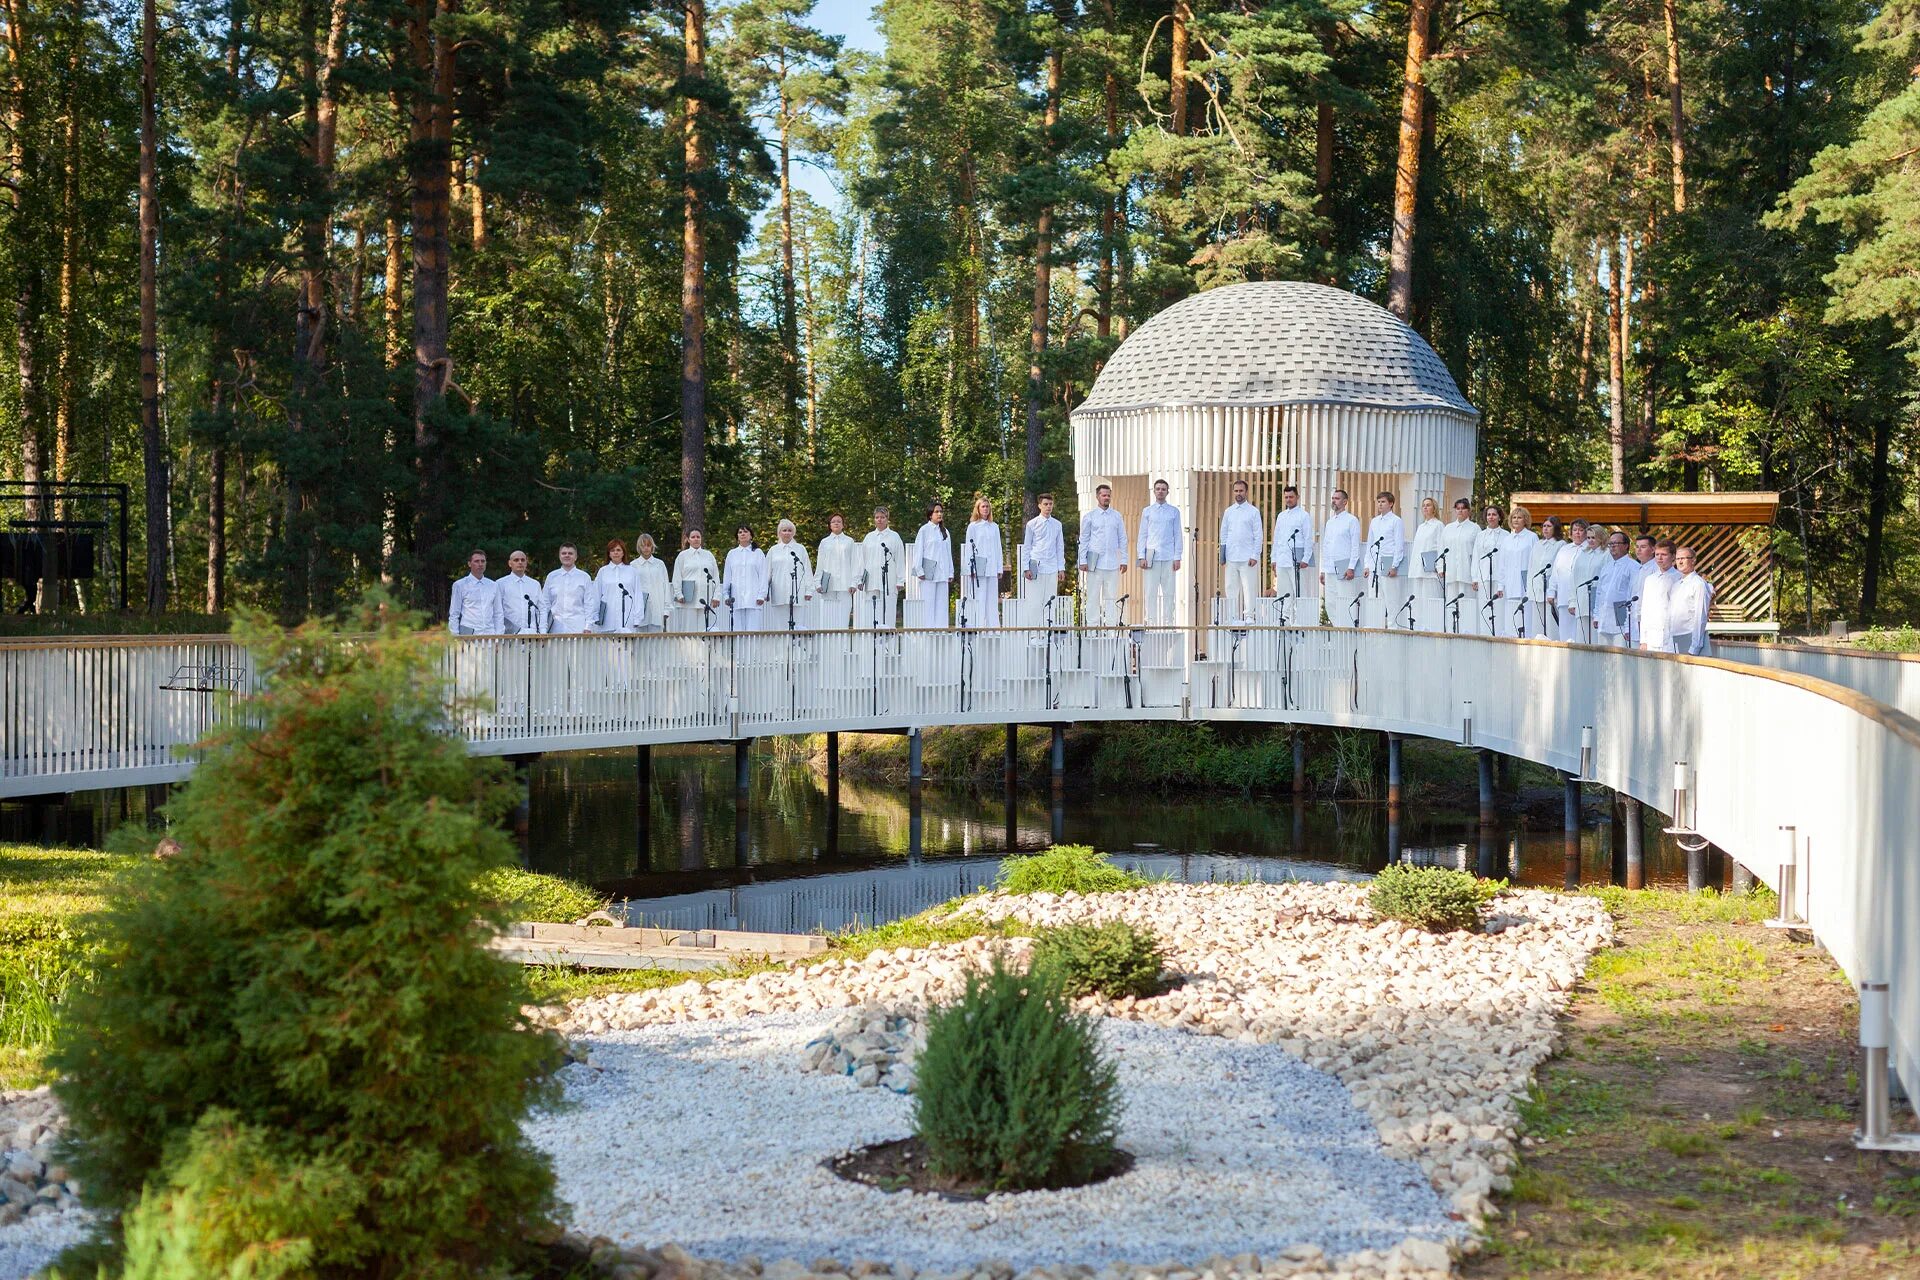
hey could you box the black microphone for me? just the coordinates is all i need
[1446,591,1465,634]
[1398,596,1415,629]
[1349,593,1362,627]
[1369,536,1384,597]
[619,582,632,631]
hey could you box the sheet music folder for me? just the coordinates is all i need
[1421,550,1438,573]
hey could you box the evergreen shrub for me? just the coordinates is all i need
[1032,921,1165,999]
[912,961,1119,1191]
[50,603,561,1276]
[1369,863,1500,932]
[997,844,1149,895]
[476,866,606,923]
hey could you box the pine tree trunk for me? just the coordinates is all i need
[470,154,487,250]
[54,0,78,485]
[139,0,169,612]
[1605,242,1625,491]
[1169,0,1189,136]
[1663,0,1687,214]
[1098,68,1117,340]
[408,0,456,608]
[3,0,43,531]
[1861,414,1892,622]
[799,227,818,460]
[1386,0,1434,320]
[680,0,708,540]
[1025,44,1062,520]
[777,70,800,452]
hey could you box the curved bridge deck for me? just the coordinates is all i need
[4,624,1919,1107]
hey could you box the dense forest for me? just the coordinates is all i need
[1,0,1917,625]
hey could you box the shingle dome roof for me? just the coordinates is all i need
[1075,281,1477,418]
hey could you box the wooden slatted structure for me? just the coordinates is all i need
[1509,492,1780,635]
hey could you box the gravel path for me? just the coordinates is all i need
[529,1011,1463,1271]
[0,1210,91,1280]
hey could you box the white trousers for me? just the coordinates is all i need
[1083,568,1121,624]
[1600,629,1630,648]
[1441,580,1479,635]
[1014,570,1059,626]
[1482,592,1516,638]
[1558,606,1582,642]
[762,599,817,630]
[1324,571,1364,628]
[911,580,950,628]
[730,605,763,632]
[1142,561,1177,624]
[856,591,899,630]
[1221,562,1260,622]
[1412,578,1447,632]
[1524,599,1552,639]
[817,590,854,629]
[550,615,591,635]
[960,578,999,628]
[1363,573,1412,629]
[1275,558,1317,615]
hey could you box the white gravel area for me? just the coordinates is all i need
[0,1210,92,1280]
[530,1011,1463,1271]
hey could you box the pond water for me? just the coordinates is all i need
[1,742,1709,937]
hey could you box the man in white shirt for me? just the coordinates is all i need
[1440,500,1481,635]
[1548,519,1587,641]
[724,526,771,631]
[1594,529,1640,647]
[495,550,545,635]
[1629,534,1659,645]
[1271,484,1316,625]
[1666,545,1714,655]
[449,550,503,636]
[766,519,816,630]
[1501,507,1540,638]
[1217,478,1264,623]
[670,530,723,632]
[632,535,670,632]
[1362,491,1408,629]
[1077,483,1128,625]
[1319,488,1363,628]
[1018,493,1066,625]
[815,514,861,629]
[858,507,907,630]
[543,544,598,634]
[1137,479,1183,625]
[1638,540,1682,651]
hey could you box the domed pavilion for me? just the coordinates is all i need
[1070,281,1479,627]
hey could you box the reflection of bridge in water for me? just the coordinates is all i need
[4,624,1920,1131]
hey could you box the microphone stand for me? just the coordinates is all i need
[1290,530,1302,602]
[1397,596,1415,630]
[702,568,716,633]
[619,583,632,632]
[786,556,798,632]
[1349,592,1362,628]
[1514,596,1528,638]
[1369,537,1384,600]
[1447,592,1465,634]
[1579,576,1599,644]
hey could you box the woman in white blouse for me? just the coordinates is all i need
[960,496,1004,628]
[592,540,644,633]
[723,526,770,632]
[909,502,954,629]
[764,518,816,630]
[1526,516,1565,641]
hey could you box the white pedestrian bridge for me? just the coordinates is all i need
[4,625,1918,1111]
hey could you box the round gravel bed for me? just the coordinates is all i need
[527,1011,1463,1271]
[0,1209,91,1280]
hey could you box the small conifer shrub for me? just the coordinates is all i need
[997,844,1150,895]
[50,603,561,1275]
[1032,920,1166,999]
[912,961,1119,1191]
[1369,863,1500,932]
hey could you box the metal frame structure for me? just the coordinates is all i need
[0,480,131,613]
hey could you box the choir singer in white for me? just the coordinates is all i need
[1137,479,1182,625]
[1320,489,1363,628]
[1218,478,1263,624]
[816,515,861,629]
[961,497,1004,628]
[909,503,954,629]
[1271,485,1315,625]
[1077,484,1128,625]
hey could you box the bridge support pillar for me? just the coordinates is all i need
[735,739,751,794]
[1731,854,1756,895]
[1005,724,1019,795]
[908,727,924,789]
[1476,750,1496,828]
[1049,725,1066,797]
[636,745,651,865]
[1622,796,1645,890]
[1386,733,1403,810]
[1608,796,1625,885]
[1562,771,1582,889]
[826,732,840,804]
[1497,753,1514,795]
[1293,733,1306,796]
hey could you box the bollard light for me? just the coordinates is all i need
[1577,725,1596,781]
[1855,980,1920,1151]
[1460,700,1474,747]
[1662,760,1709,852]
[1768,824,1802,929]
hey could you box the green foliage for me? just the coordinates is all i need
[997,845,1150,895]
[1031,921,1166,1000]
[1848,627,1920,654]
[0,846,121,1088]
[49,606,561,1275]
[475,866,606,924]
[90,1110,363,1280]
[1369,864,1500,932]
[912,962,1120,1192]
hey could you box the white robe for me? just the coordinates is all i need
[1667,573,1713,654]
[909,522,953,628]
[1471,527,1510,635]
[1639,566,1682,650]
[1441,519,1482,634]
[1320,510,1363,627]
[1595,553,1640,641]
[814,532,859,628]
[858,528,907,628]
[632,556,670,629]
[1524,538,1562,639]
[766,540,815,629]
[1363,511,1408,628]
[670,547,723,631]
[1500,529,1539,636]
[1410,517,1447,630]
[960,520,1003,628]
[1271,505,1316,619]
[449,574,503,636]
[724,546,770,630]
[593,562,644,633]
[1569,544,1611,643]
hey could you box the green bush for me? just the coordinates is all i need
[50,603,561,1276]
[76,1110,362,1280]
[997,844,1150,895]
[912,961,1120,1191]
[475,866,606,923]
[1369,863,1500,932]
[1032,921,1165,999]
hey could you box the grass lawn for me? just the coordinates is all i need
[1468,887,1920,1278]
[0,842,123,1088]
